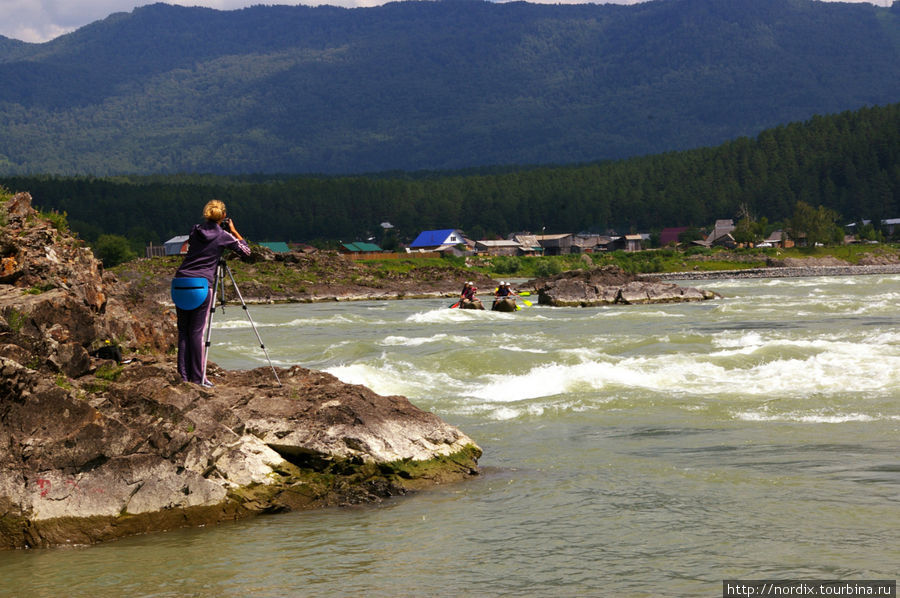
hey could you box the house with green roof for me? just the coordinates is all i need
[340,242,383,254]
[259,241,291,253]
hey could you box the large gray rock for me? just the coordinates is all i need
[0,357,480,549]
[535,265,719,307]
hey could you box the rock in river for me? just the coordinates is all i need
[0,192,480,549]
[534,265,719,307]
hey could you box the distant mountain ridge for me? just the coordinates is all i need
[0,0,898,175]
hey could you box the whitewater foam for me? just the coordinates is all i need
[380,333,473,347]
[733,410,887,424]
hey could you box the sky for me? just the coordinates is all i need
[0,0,892,43]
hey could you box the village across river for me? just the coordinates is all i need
[3,273,896,596]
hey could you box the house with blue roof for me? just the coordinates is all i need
[409,229,466,250]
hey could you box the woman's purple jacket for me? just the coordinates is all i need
[174,222,250,283]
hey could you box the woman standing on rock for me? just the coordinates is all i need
[171,200,250,387]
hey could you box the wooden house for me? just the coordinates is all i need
[537,233,574,255]
[164,235,189,255]
[610,234,643,252]
[510,234,543,256]
[705,219,736,248]
[475,239,523,256]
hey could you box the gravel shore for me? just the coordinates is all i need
[642,264,900,281]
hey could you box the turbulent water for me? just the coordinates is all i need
[2,275,898,597]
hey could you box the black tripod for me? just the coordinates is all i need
[203,257,282,386]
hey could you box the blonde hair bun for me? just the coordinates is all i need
[203,200,226,222]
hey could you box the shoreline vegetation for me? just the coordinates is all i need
[112,245,900,305]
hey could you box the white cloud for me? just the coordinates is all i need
[0,0,892,43]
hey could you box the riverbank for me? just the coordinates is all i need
[113,249,900,306]
[643,263,900,281]
[113,251,497,305]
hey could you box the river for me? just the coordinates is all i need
[1,275,898,597]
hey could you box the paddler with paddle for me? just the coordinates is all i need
[492,281,520,311]
[450,281,470,308]
[452,281,484,309]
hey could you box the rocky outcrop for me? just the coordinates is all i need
[0,359,479,549]
[534,266,719,307]
[858,252,900,266]
[0,192,174,363]
[0,192,480,549]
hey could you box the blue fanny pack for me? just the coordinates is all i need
[171,277,209,310]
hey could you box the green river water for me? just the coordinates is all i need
[1,275,897,597]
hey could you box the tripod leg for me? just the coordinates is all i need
[202,265,225,385]
[222,263,282,386]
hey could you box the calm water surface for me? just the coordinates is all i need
[2,275,898,597]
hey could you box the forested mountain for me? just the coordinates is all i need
[0,0,898,175]
[3,103,898,246]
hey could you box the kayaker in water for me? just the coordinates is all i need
[492,281,518,311]
[496,281,519,299]
[460,282,483,309]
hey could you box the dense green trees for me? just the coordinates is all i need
[93,234,138,267]
[789,201,844,247]
[733,215,769,246]
[2,103,897,247]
